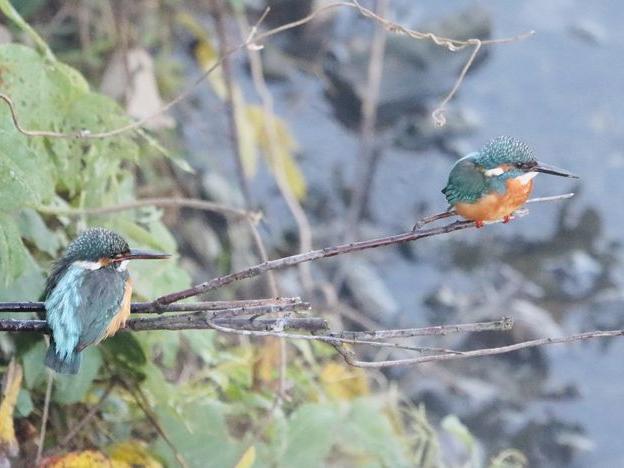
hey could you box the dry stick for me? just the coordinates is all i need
[214,3,287,397]
[431,41,482,128]
[35,371,53,465]
[153,193,573,306]
[60,382,115,447]
[335,329,624,368]
[345,0,389,236]
[242,14,315,295]
[0,3,532,140]
[0,316,326,333]
[116,377,188,468]
[0,297,307,314]
[37,197,259,221]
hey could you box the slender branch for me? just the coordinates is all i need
[0,297,306,314]
[0,3,532,140]
[36,370,53,465]
[338,329,624,368]
[37,197,260,222]
[60,383,115,447]
[153,194,573,305]
[323,318,513,340]
[0,316,327,333]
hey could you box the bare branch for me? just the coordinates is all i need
[0,316,327,333]
[323,317,513,340]
[0,297,307,314]
[153,194,573,305]
[37,197,260,222]
[0,2,533,140]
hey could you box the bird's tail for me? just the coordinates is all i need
[45,342,81,375]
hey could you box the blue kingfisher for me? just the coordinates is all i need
[44,228,169,374]
[442,136,578,227]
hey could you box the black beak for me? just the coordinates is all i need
[121,249,171,261]
[533,161,579,178]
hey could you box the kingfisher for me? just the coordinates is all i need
[442,136,578,227]
[44,228,169,374]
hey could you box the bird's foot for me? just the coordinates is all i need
[475,220,485,229]
[503,215,511,224]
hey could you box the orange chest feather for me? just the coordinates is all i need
[455,178,533,222]
[102,277,133,340]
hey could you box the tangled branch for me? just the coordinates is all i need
[0,2,533,139]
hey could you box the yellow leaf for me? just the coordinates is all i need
[234,446,256,468]
[234,97,259,178]
[253,338,281,388]
[41,450,112,467]
[320,362,369,400]
[107,440,162,468]
[0,359,22,460]
[245,106,306,200]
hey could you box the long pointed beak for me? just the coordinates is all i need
[534,161,579,178]
[122,249,171,261]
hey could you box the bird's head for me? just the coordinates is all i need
[442,136,578,204]
[58,227,170,269]
[472,136,578,182]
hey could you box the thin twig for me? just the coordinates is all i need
[432,41,482,127]
[35,371,53,465]
[324,317,513,339]
[344,0,389,238]
[0,3,532,139]
[337,329,624,368]
[0,316,326,333]
[153,194,572,305]
[37,197,260,222]
[0,297,307,314]
[116,376,188,468]
[59,382,115,447]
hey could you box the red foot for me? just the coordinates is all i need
[503,215,511,224]
[475,220,484,229]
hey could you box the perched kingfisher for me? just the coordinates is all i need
[44,228,169,374]
[442,136,578,227]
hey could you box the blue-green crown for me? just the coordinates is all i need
[475,136,535,168]
[63,228,129,262]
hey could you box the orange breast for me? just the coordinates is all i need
[455,178,533,222]
[102,277,133,340]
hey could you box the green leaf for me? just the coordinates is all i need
[0,213,31,285]
[282,403,338,467]
[0,0,54,59]
[152,401,241,468]
[18,209,62,257]
[15,388,33,417]
[20,340,46,389]
[102,333,147,379]
[53,347,103,404]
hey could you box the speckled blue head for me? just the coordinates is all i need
[442,136,578,205]
[63,228,130,262]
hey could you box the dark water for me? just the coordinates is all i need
[179,1,624,465]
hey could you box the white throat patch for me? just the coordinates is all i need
[116,260,129,272]
[515,172,538,185]
[484,167,505,177]
[73,260,102,270]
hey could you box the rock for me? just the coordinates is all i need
[343,257,400,322]
[323,6,491,128]
[543,250,603,300]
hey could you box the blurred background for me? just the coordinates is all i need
[1,0,623,467]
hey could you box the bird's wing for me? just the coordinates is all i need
[75,268,128,351]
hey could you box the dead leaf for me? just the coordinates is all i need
[234,445,256,468]
[320,362,369,400]
[0,359,22,462]
[107,440,162,468]
[41,450,112,467]
[245,105,307,200]
[100,48,174,130]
